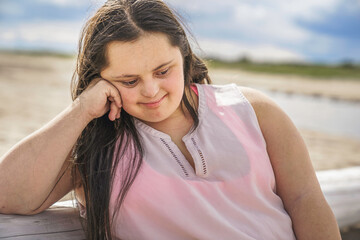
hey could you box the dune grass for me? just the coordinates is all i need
[206,58,360,80]
[2,50,359,80]
[0,49,75,58]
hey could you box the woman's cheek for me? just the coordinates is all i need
[116,89,134,110]
[166,71,184,90]
[120,94,134,109]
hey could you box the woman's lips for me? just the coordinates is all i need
[141,94,167,108]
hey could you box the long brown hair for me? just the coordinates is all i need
[71,0,211,239]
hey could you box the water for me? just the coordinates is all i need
[263,90,360,140]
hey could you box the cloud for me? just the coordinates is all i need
[0,1,25,16]
[168,0,343,22]
[233,4,310,44]
[34,0,104,7]
[196,38,305,63]
[0,20,83,52]
[166,0,359,62]
[0,0,358,62]
[171,0,341,44]
[267,0,340,22]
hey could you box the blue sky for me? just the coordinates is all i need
[0,0,359,63]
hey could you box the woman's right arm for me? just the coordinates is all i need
[0,79,122,215]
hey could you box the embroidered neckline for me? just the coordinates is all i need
[160,138,190,177]
[191,137,207,175]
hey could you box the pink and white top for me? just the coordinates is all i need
[110,84,296,240]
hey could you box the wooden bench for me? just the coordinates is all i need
[1,166,360,239]
[316,166,360,228]
[0,201,85,239]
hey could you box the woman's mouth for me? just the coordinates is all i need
[141,94,167,108]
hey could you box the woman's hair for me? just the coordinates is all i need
[70,0,211,239]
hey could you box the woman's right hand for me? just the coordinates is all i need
[76,78,122,122]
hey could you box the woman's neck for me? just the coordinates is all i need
[141,86,198,139]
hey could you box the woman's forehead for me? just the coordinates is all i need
[103,33,181,76]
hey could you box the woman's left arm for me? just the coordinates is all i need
[241,87,341,240]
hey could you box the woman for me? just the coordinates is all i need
[0,0,341,239]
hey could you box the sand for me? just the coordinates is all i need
[0,53,74,154]
[0,53,359,237]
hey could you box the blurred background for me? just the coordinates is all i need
[1,0,360,62]
[0,0,359,238]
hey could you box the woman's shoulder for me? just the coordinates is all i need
[237,86,293,137]
[237,86,279,118]
[238,86,272,108]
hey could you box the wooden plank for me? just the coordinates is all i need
[0,201,85,239]
[0,230,85,240]
[317,166,360,228]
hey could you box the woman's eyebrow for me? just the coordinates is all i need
[111,59,174,79]
[152,59,174,71]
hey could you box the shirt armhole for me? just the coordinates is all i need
[190,84,199,96]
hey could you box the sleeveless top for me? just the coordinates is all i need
[109,84,296,240]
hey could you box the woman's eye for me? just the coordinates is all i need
[157,68,169,76]
[122,79,138,86]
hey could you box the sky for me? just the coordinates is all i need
[0,0,359,63]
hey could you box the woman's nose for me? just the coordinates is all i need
[141,78,159,98]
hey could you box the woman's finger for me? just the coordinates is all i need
[114,103,121,120]
[108,100,120,121]
[106,83,122,109]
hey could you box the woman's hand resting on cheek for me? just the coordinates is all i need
[76,78,122,122]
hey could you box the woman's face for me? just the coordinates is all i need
[100,33,185,125]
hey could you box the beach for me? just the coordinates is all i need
[0,53,359,237]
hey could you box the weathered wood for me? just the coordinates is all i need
[0,166,359,238]
[0,201,85,239]
[316,166,360,228]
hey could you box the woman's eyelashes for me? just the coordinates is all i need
[119,67,170,87]
[122,79,138,86]
[156,67,170,77]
